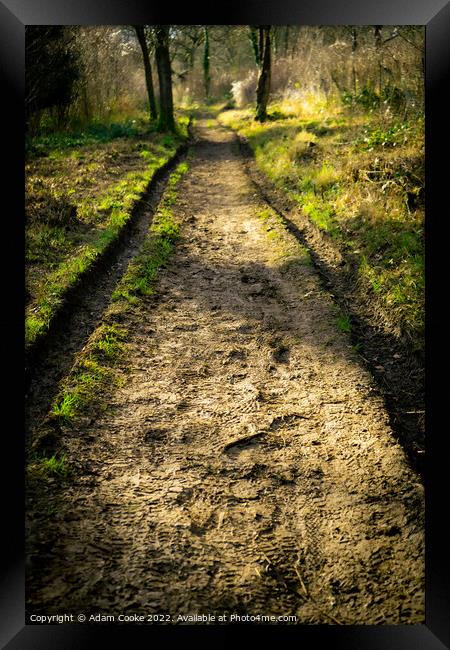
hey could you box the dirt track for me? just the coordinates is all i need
[26,119,424,624]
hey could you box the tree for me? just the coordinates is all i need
[351,27,358,93]
[255,26,271,122]
[249,26,259,66]
[134,26,158,121]
[171,26,202,79]
[203,26,211,100]
[154,25,175,132]
[25,26,80,132]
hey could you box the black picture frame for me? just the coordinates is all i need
[1,0,449,648]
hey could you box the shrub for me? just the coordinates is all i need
[231,72,257,108]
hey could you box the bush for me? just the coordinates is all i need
[231,72,257,108]
[342,86,381,110]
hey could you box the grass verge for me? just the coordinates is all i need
[28,160,189,473]
[218,101,424,351]
[111,161,188,303]
[26,116,190,350]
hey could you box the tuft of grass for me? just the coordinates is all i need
[28,452,68,480]
[336,313,352,334]
[51,393,81,421]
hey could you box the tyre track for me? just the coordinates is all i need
[26,118,424,624]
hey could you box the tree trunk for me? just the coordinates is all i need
[134,25,158,122]
[155,25,175,132]
[284,25,290,57]
[203,26,211,101]
[258,27,264,66]
[255,26,271,122]
[249,26,259,66]
[374,26,383,95]
[374,25,382,49]
[351,28,358,94]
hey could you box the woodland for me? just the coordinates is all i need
[25,25,425,625]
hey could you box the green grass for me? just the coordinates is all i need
[355,121,416,151]
[256,206,312,268]
[50,324,126,424]
[27,120,147,158]
[49,161,188,427]
[219,101,424,349]
[26,119,190,349]
[28,452,68,480]
[336,314,352,334]
[25,113,190,159]
[112,161,188,303]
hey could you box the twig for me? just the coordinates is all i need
[294,566,309,597]
[267,562,344,625]
[396,31,423,52]
[223,431,266,452]
[308,601,343,626]
[293,564,344,625]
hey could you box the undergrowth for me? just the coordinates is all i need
[219,99,424,350]
[25,116,190,349]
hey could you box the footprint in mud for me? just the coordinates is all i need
[272,345,290,364]
[269,413,310,431]
[240,273,256,284]
[235,324,254,334]
[143,428,168,442]
[176,487,194,505]
[226,349,247,362]
[224,437,266,462]
[189,522,207,536]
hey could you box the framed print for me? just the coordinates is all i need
[1,0,449,648]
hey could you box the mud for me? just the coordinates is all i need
[26,119,424,625]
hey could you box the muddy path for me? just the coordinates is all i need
[25,145,188,437]
[26,119,424,625]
